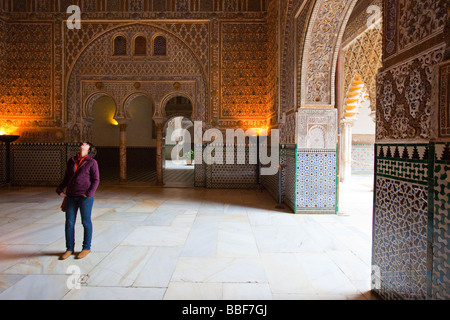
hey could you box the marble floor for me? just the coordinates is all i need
[0,173,379,300]
[100,160,194,187]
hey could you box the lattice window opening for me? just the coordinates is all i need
[133,35,147,56]
[153,35,167,56]
[152,0,166,11]
[113,35,127,56]
[106,0,121,11]
[199,0,214,11]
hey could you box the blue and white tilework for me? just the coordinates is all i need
[351,144,374,173]
[296,149,337,213]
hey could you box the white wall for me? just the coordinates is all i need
[127,95,156,147]
[92,96,120,146]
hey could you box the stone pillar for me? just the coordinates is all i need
[154,120,164,186]
[117,121,128,184]
[295,108,338,214]
[340,120,353,182]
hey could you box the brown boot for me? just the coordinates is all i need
[59,251,73,260]
[76,250,91,259]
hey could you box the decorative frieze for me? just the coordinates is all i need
[296,108,337,149]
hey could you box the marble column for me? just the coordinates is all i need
[295,108,338,214]
[155,120,164,186]
[118,122,128,184]
[340,120,353,182]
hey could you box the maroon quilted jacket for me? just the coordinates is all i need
[56,154,100,198]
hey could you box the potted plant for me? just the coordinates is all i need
[183,150,194,165]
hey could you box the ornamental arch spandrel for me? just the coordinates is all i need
[65,22,208,142]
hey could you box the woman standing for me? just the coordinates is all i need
[56,142,100,260]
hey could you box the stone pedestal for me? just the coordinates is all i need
[154,120,164,186]
[295,108,338,214]
[118,122,128,184]
[339,120,353,182]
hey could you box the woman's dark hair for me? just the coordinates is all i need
[82,141,97,158]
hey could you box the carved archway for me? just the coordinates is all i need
[161,92,195,120]
[83,92,117,121]
[65,22,208,142]
[343,75,369,122]
[300,0,358,107]
[122,91,156,120]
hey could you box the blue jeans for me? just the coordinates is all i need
[65,196,94,251]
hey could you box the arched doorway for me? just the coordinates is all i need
[125,94,157,183]
[90,95,120,182]
[162,95,194,187]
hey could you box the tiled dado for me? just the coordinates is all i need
[282,145,297,212]
[372,142,450,300]
[200,144,259,189]
[266,146,338,214]
[431,142,450,300]
[6,143,80,186]
[295,148,337,214]
[352,144,374,173]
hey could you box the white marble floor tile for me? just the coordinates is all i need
[63,286,166,300]
[133,247,182,287]
[326,250,371,281]
[0,274,25,294]
[87,246,155,287]
[0,274,71,300]
[181,219,218,257]
[90,221,141,252]
[164,282,223,300]
[171,214,196,228]
[0,244,46,272]
[222,283,273,300]
[252,225,323,253]
[171,257,268,283]
[217,222,259,257]
[96,210,150,222]
[0,217,39,236]
[3,251,108,275]
[0,179,375,300]
[122,226,191,247]
[261,253,312,294]
[0,223,63,245]
[292,253,361,296]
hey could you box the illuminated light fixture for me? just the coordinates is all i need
[0,132,20,185]
[111,119,119,126]
[0,120,15,135]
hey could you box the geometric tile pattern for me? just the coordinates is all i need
[372,176,428,300]
[296,149,337,214]
[282,145,297,213]
[376,144,429,185]
[351,144,375,173]
[431,142,450,300]
[194,144,205,187]
[374,142,450,300]
[10,143,68,186]
[204,145,259,189]
[2,143,85,187]
[261,155,280,204]
[373,141,450,301]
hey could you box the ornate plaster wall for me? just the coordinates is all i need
[0,0,275,142]
[372,0,449,300]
